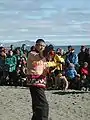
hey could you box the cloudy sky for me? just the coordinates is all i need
[0,0,90,45]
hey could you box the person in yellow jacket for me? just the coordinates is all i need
[54,48,65,71]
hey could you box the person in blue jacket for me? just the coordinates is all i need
[65,63,77,89]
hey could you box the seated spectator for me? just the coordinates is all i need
[65,63,77,89]
[45,50,56,88]
[80,62,89,77]
[74,74,81,90]
[54,70,68,90]
[54,48,65,71]
[16,57,27,86]
[65,63,77,80]
[80,75,89,91]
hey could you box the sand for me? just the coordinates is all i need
[0,86,90,120]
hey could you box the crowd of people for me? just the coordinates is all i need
[0,40,90,120]
[0,43,90,91]
[0,44,28,86]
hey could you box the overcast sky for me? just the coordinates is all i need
[0,0,90,45]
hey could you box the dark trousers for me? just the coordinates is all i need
[29,86,49,120]
[0,71,3,85]
[0,71,3,78]
[9,71,17,85]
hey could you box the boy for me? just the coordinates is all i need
[27,39,49,120]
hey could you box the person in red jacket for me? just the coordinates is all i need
[80,62,89,77]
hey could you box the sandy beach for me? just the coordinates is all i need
[0,86,90,120]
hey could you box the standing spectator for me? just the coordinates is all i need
[0,47,7,85]
[5,50,17,86]
[10,44,14,51]
[65,48,78,66]
[65,45,72,55]
[78,46,86,66]
[21,44,26,53]
[30,45,35,52]
[14,47,22,67]
[84,48,90,76]
[65,48,79,72]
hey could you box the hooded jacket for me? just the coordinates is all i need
[5,55,17,72]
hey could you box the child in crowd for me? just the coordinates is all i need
[80,62,89,76]
[74,74,81,90]
[80,75,89,91]
[16,56,27,86]
[54,70,68,90]
[80,62,89,90]
[65,63,77,89]
[45,50,56,88]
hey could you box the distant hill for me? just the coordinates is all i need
[0,40,53,48]
[1,40,34,47]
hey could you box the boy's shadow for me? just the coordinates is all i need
[52,90,90,95]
